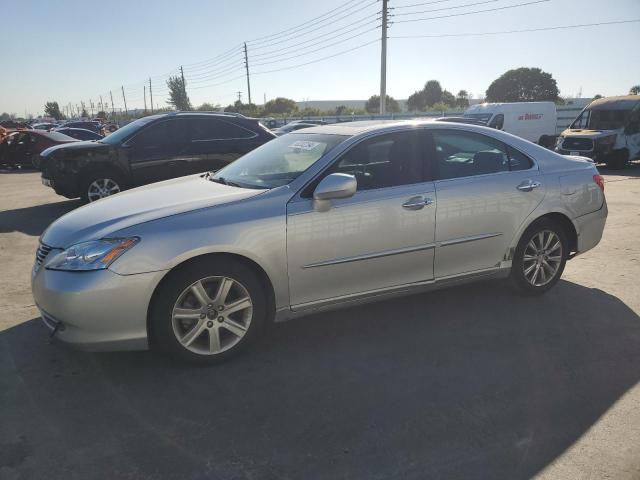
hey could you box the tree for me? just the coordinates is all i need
[593,94,603,100]
[334,105,349,116]
[430,102,450,112]
[81,108,88,118]
[423,80,443,108]
[364,95,400,113]
[263,97,297,115]
[166,75,192,110]
[630,85,640,95]
[299,106,322,117]
[0,112,11,121]
[442,90,456,108]
[96,111,107,119]
[486,67,559,102]
[44,101,64,120]
[196,102,220,111]
[456,90,470,108]
[407,90,426,111]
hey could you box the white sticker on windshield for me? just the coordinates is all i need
[288,140,320,151]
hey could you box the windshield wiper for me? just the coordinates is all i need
[208,175,243,188]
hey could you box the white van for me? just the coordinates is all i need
[464,102,557,146]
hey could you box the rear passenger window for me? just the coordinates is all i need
[329,131,422,191]
[507,146,534,171]
[432,130,509,180]
[191,118,255,141]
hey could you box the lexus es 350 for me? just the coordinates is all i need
[32,120,607,363]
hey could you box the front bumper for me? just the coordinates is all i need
[31,267,163,351]
[575,200,608,255]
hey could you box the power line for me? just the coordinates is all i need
[393,0,498,16]
[393,0,550,24]
[181,44,244,69]
[393,0,457,9]
[251,27,379,67]
[389,19,640,38]
[250,19,379,60]
[246,0,372,44]
[249,12,379,52]
[253,38,380,76]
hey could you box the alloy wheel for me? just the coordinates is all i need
[171,276,253,355]
[87,178,120,202]
[522,230,563,287]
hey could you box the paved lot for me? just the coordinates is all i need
[1,167,639,480]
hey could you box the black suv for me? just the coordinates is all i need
[40,112,275,202]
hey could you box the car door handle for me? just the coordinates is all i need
[516,180,542,192]
[402,195,433,210]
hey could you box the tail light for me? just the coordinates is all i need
[593,174,605,192]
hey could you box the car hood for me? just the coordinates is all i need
[41,140,108,157]
[560,128,618,139]
[41,174,265,248]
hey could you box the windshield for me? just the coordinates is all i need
[463,113,492,123]
[99,116,156,144]
[212,133,347,189]
[587,109,631,130]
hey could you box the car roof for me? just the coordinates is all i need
[588,95,640,111]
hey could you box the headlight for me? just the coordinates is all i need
[45,237,139,271]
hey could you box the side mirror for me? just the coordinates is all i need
[313,173,357,201]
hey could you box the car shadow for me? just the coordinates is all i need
[598,159,640,178]
[1,279,639,479]
[0,199,82,235]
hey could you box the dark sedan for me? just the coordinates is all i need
[0,130,78,169]
[54,127,103,141]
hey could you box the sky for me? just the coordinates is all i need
[1,0,639,116]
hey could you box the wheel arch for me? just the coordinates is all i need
[513,211,578,258]
[146,252,277,343]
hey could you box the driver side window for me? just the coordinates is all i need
[328,131,422,191]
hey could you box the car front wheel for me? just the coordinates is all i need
[149,258,267,364]
[510,219,568,295]
[82,172,123,202]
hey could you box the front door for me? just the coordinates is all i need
[286,130,436,308]
[126,118,189,185]
[427,129,545,278]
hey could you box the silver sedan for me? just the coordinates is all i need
[32,120,607,363]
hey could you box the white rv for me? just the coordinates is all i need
[464,102,557,146]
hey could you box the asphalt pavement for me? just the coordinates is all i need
[1,167,639,480]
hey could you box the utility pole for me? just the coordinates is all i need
[121,86,128,116]
[99,95,104,113]
[264,93,266,105]
[379,0,388,115]
[149,78,154,114]
[237,91,242,103]
[109,91,115,117]
[144,85,147,113]
[243,43,252,105]
[180,65,187,107]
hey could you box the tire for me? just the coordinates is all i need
[510,218,568,295]
[149,258,268,365]
[605,149,629,170]
[81,170,124,202]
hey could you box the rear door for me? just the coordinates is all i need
[427,129,545,278]
[125,118,190,185]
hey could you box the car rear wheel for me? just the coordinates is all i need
[510,219,568,295]
[149,258,267,364]
[605,148,629,170]
[82,172,123,202]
